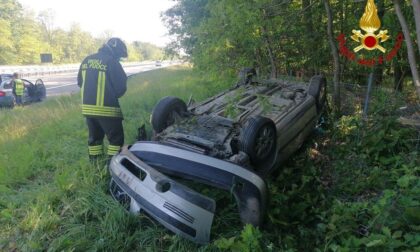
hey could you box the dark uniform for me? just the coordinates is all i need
[77,38,128,161]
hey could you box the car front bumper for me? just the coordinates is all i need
[109,147,215,244]
[109,142,268,243]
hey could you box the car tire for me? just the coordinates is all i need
[240,116,277,165]
[7,99,15,109]
[9,95,15,109]
[308,75,327,113]
[151,96,187,133]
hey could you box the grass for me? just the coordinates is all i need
[0,65,418,251]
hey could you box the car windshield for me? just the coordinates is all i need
[0,80,13,89]
[0,75,12,82]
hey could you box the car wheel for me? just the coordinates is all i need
[240,116,277,165]
[151,96,187,133]
[308,75,327,113]
[5,102,15,109]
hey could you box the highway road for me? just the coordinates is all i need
[30,62,169,97]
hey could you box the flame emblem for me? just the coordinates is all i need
[351,0,389,53]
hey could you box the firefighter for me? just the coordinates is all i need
[77,37,128,163]
[12,72,25,106]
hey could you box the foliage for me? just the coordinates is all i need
[0,18,15,64]
[162,0,210,57]
[214,225,264,252]
[134,41,165,61]
[224,87,245,119]
[0,66,230,251]
[0,67,418,251]
[163,0,417,91]
[322,115,420,251]
[256,94,271,115]
[0,0,165,65]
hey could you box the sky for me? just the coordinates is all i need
[18,0,176,47]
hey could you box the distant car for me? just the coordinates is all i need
[0,78,46,108]
[155,60,162,67]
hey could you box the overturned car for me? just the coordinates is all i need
[109,69,327,243]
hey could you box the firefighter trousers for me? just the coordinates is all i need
[86,117,124,158]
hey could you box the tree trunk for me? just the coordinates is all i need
[393,62,405,91]
[373,1,385,86]
[302,0,314,76]
[339,0,349,84]
[374,66,384,86]
[412,0,420,56]
[261,24,277,78]
[323,0,341,114]
[394,0,420,98]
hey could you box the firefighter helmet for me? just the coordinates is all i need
[106,37,128,58]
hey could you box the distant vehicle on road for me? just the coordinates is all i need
[155,60,162,67]
[0,77,46,108]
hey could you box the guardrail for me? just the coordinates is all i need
[0,61,154,78]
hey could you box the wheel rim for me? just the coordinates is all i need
[254,125,275,160]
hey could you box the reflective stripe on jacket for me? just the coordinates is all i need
[14,79,24,96]
[77,47,127,118]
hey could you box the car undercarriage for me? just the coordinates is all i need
[109,68,327,243]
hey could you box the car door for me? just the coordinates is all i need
[22,79,33,103]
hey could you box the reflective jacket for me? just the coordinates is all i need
[13,79,24,96]
[77,46,127,118]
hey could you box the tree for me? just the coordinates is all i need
[129,41,164,61]
[323,0,341,114]
[412,0,420,56]
[0,0,23,20]
[0,1,164,65]
[49,28,68,63]
[14,17,43,64]
[0,19,16,64]
[37,8,55,44]
[0,0,23,64]
[162,0,209,56]
[126,43,142,62]
[60,24,95,63]
[393,0,420,98]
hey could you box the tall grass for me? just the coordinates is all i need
[0,65,418,251]
[0,65,238,251]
